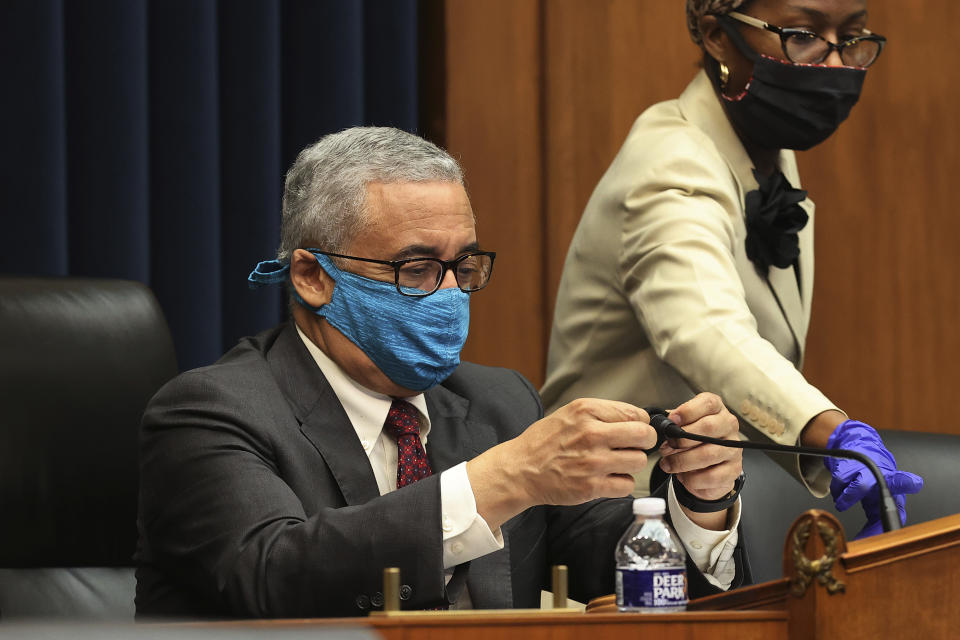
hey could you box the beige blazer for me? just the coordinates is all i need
[541,70,838,491]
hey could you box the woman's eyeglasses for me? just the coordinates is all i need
[724,11,886,68]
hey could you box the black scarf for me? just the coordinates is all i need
[744,168,809,276]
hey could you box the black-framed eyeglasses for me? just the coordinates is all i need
[724,11,886,68]
[309,249,496,298]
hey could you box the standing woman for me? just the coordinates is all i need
[541,0,921,537]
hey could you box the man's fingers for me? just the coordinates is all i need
[559,446,648,477]
[554,399,657,451]
[669,392,725,426]
[515,399,658,507]
[602,448,650,476]
[602,420,659,451]
[562,397,649,425]
[665,394,739,450]
[593,473,638,499]
[660,442,741,475]
[671,409,738,439]
[674,459,742,500]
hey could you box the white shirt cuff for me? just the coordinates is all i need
[667,478,740,590]
[439,462,504,569]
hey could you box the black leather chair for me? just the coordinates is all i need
[740,429,960,584]
[0,276,178,620]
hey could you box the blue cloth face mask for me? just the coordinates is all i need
[249,251,470,392]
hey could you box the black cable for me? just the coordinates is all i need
[647,412,901,533]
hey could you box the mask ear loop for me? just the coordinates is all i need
[247,251,336,313]
[248,259,290,287]
[711,16,760,102]
[716,14,760,63]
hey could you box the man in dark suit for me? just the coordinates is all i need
[135,127,747,619]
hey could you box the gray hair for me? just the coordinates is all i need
[277,126,465,261]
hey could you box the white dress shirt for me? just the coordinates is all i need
[296,326,738,592]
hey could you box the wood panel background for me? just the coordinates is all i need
[439,0,960,434]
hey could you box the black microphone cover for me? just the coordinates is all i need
[642,407,672,453]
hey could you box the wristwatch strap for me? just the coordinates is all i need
[673,472,746,513]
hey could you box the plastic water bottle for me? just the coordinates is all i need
[615,497,687,613]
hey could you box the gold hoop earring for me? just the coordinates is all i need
[719,63,730,88]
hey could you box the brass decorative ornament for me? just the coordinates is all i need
[789,514,846,597]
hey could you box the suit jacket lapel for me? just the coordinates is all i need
[267,322,381,506]
[763,262,805,359]
[267,333,516,607]
[680,71,810,360]
[762,151,812,357]
[423,384,473,474]
[776,152,814,358]
[424,382,515,609]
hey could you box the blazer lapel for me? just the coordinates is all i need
[680,71,809,360]
[765,256,805,356]
[267,323,381,506]
[423,384,474,474]
[424,382,515,609]
[776,152,815,359]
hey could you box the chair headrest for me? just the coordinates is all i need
[0,277,178,567]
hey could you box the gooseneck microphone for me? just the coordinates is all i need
[645,409,902,534]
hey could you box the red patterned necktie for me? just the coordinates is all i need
[383,400,433,488]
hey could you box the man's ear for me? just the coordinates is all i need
[699,15,729,65]
[290,249,334,308]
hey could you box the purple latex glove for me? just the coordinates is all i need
[824,420,924,540]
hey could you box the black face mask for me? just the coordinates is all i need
[716,16,866,151]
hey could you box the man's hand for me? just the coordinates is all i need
[659,393,743,530]
[467,398,657,531]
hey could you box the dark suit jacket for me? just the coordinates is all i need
[135,322,746,618]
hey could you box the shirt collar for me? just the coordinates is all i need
[294,324,432,444]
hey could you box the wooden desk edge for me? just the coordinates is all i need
[173,609,787,629]
[841,512,960,572]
